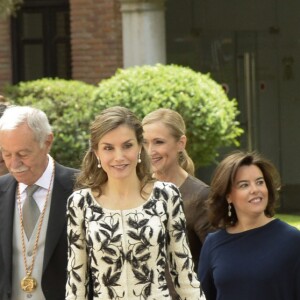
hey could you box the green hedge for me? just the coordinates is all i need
[92,64,243,167]
[5,78,96,168]
[4,65,243,169]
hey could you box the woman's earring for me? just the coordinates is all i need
[97,157,101,169]
[138,152,141,163]
[228,203,232,217]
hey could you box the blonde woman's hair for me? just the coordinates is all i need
[142,108,195,175]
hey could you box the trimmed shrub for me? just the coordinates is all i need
[4,78,96,168]
[92,64,243,167]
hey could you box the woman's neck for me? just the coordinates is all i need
[154,166,188,187]
[96,176,148,210]
[228,214,274,233]
[104,176,141,198]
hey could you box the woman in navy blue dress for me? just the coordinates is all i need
[198,150,300,300]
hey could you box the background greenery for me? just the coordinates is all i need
[4,64,243,169]
[5,78,96,168]
[0,0,23,17]
[92,64,243,167]
[277,213,300,230]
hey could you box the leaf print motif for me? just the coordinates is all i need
[68,214,77,226]
[69,230,83,250]
[144,199,156,209]
[90,248,98,266]
[115,256,123,271]
[102,256,114,264]
[172,194,180,205]
[127,217,140,229]
[175,252,188,259]
[136,243,148,254]
[71,283,77,295]
[103,246,117,256]
[157,230,165,244]
[138,219,149,227]
[86,192,93,205]
[95,231,101,243]
[153,187,160,198]
[90,213,103,222]
[132,268,148,283]
[172,218,185,241]
[86,235,94,250]
[144,283,152,297]
[182,258,190,271]
[68,205,76,217]
[101,223,113,231]
[132,256,139,269]
[170,183,180,194]
[102,266,122,300]
[111,234,122,243]
[188,272,193,283]
[161,188,169,200]
[66,185,201,300]
[128,231,140,241]
[139,253,151,262]
[141,264,151,278]
[172,202,181,218]
[140,225,153,242]
[72,268,82,282]
[78,196,85,209]
[100,229,111,240]
[108,287,114,300]
[103,268,122,287]
[112,221,119,234]
[90,205,104,215]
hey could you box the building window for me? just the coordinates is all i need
[11,0,71,83]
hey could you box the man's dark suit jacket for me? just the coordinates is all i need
[0,162,78,300]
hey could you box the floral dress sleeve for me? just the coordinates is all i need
[65,190,89,300]
[163,182,206,300]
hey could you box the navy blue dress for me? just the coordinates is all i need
[198,219,300,300]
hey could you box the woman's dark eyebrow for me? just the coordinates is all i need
[100,139,135,146]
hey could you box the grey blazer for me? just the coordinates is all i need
[0,162,78,300]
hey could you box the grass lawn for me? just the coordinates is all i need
[276,213,300,230]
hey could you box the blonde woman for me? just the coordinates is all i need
[143,108,211,299]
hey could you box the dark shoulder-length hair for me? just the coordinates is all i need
[207,150,281,229]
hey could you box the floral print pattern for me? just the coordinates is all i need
[66,181,204,300]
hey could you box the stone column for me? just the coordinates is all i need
[120,0,166,68]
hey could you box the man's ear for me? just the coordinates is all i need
[45,133,54,152]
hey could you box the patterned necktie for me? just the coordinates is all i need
[23,185,40,239]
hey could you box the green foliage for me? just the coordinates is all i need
[5,78,96,168]
[92,64,243,167]
[0,0,23,18]
[276,214,300,230]
[3,65,243,169]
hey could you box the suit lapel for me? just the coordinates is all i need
[42,163,72,272]
[0,177,17,286]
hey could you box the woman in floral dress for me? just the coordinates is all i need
[65,106,205,300]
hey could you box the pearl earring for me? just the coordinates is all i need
[97,157,101,169]
[228,203,232,217]
[138,152,141,163]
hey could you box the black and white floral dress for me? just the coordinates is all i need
[66,181,205,300]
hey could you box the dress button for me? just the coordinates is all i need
[27,251,32,256]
